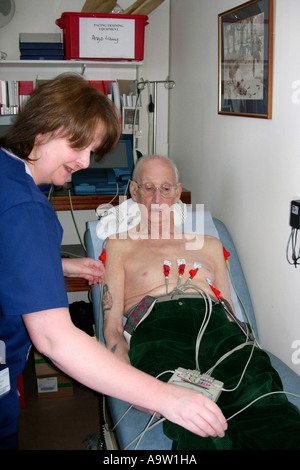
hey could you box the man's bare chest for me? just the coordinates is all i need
[124,238,215,287]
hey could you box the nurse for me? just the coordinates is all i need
[0,74,227,449]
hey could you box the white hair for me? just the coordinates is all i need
[132,155,179,183]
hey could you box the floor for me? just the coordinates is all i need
[18,349,101,451]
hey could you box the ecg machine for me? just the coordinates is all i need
[72,135,134,195]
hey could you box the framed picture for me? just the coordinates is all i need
[218,0,273,118]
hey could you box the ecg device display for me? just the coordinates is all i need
[72,137,134,195]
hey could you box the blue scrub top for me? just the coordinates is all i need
[0,148,69,443]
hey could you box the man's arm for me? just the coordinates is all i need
[102,238,130,363]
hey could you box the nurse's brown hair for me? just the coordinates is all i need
[0,73,120,161]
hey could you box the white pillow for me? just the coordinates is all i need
[96,199,189,239]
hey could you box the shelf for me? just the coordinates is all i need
[64,277,90,292]
[0,59,143,68]
[0,59,143,81]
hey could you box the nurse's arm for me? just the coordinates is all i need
[22,308,227,439]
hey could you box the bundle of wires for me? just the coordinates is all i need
[286,227,300,267]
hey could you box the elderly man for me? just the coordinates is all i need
[103,155,300,450]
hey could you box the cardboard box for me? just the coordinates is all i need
[34,351,59,376]
[34,351,73,398]
[56,12,148,61]
[36,374,73,399]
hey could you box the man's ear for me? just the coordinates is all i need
[130,180,138,201]
[175,183,182,203]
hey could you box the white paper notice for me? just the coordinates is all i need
[37,376,58,393]
[79,17,135,59]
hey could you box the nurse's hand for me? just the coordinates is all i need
[62,257,104,284]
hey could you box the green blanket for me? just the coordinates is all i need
[129,297,300,450]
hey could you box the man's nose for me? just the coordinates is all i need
[152,187,163,203]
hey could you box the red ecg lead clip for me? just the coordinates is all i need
[99,248,106,265]
[189,268,198,279]
[163,260,172,294]
[163,260,171,277]
[209,284,221,299]
[188,262,202,280]
[223,247,230,262]
[206,278,221,299]
[177,259,186,277]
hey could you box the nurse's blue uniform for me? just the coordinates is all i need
[0,149,69,449]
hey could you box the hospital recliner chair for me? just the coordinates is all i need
[85,206,300,450]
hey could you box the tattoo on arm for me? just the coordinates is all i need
[102,284,120,354]
[110,344,117,353]
[102,284,113,321]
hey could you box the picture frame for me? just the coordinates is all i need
[218,0,273,118]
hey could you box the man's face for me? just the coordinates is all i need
[130,157,182,234]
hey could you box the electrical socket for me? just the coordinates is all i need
[290,200,300,229]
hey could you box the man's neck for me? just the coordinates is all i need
[133,219,183,240]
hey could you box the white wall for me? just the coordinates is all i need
[169,0,300,375]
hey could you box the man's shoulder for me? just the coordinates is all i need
[106,233,136,251]
[203,234,221,243]
[203,234,222,248]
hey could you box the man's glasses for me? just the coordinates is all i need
[136,182,178,198]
